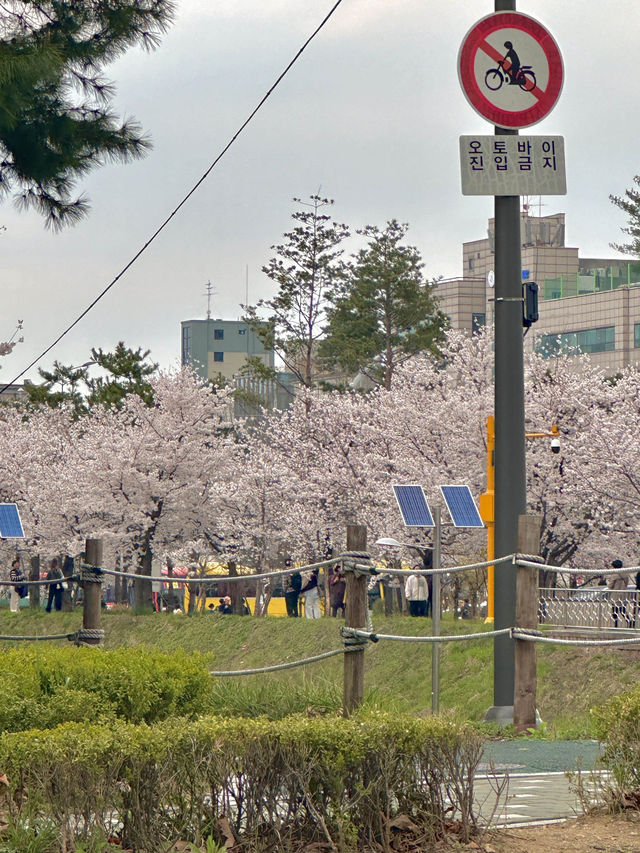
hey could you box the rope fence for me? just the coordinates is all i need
[80,556,342,585]
[206,623,640,679]
[341,626,512,644]
[6,532,640,730]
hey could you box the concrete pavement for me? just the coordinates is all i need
[475,740,605,826]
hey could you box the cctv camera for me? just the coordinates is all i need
[550,437,561,454]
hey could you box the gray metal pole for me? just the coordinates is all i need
[490,0,527,719]
[431,507,441,713]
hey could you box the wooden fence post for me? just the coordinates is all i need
[514,514,542,731]
[81,539,104,646]
[343,524,368,715]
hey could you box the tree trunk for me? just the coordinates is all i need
[29,555,40,609]
[134,545,153,611]
[61,555,74,612]
[229,561,244,615]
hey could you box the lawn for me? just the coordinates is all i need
[0,607,638,735]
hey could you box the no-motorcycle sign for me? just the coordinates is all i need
[458,12,563,129]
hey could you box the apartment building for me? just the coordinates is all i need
[180,318,274,382]
[435,212,640,373]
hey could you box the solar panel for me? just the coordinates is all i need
[393,485,434,527]
[439,485,484,528]
[0,504,24,538]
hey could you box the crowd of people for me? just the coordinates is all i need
[5,556,70,613]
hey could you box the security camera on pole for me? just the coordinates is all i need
[457,4,565,723]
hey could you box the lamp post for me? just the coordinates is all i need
[376,512,442,713]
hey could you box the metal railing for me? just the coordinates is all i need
[539,587,640,630]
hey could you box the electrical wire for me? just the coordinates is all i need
[0,0,346,395]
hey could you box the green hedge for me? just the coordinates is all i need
[0,646,212,730]
[592,685,640,805]
[0,712,482,852]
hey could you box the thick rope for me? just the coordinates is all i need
[0,632,79,642]
[75,628,105,644]
[341,626,512,644]
[0,575,80,587]
[79,567,103,584]
[82,556,341,585]
[512,628,640,646]
[359,554,516,577]
[209,646,358,677]
[516,558,640,576]
[342,551,376,579]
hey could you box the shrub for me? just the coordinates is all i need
[0,712,482,852]
[592,685,640,807]
[0,646,212,730]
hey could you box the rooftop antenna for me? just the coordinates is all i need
[204,281,216,320]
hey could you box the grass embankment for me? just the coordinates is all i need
[1,608,637,736]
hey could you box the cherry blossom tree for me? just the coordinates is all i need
[242,326,618,582]
[568,366,640,569]
[0,369,237,607]
[78,369,236,608]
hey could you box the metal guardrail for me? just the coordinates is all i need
[539,586,640,630]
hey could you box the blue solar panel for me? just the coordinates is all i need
[393,485,434,527]
[0,504,24,538]
[439,485,484,528]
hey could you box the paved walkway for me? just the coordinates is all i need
[475,740,605,826]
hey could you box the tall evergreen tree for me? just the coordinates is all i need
[243,195,350,389]
[22,342,157,413]
[321,220,447,390]
[87,343,157,408]
[610,175,640,256]
[0,0,174,228]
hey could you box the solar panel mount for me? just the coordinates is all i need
[393,484,435,527]
[0,504,25,538]
[439,485,484,528]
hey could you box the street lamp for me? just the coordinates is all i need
[375,511,443,713]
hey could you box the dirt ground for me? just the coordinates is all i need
[474,812,640,853]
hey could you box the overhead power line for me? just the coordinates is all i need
[0,0,345,395]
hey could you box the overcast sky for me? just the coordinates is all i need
[1,0,638,384]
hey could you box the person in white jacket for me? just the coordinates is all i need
[405,569,429,617]
[301,569,321,619]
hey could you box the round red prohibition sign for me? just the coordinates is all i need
[458,12,563,129]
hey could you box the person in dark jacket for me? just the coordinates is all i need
[284,566,302,617]
[45,558,64,613]
[329,566,346,617]
[9,557,25,613]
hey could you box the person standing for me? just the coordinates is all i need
[329,566,346,617]
[301,568,321,619]
[45,558,64,613]
[9,557,24,613]
[405,569,429,617]
[284,567,302,617]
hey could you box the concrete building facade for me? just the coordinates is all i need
[436,212,640,373]
[181,318,274,382]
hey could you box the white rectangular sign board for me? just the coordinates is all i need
[460,135,566,196]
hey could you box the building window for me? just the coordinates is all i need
[468,256,475,271]
[238,328,246,335]
[181,325,192,364]
[213,352,224,363]
[472,313,486,334]
[214,329,224,340]
[536,326,615,358]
